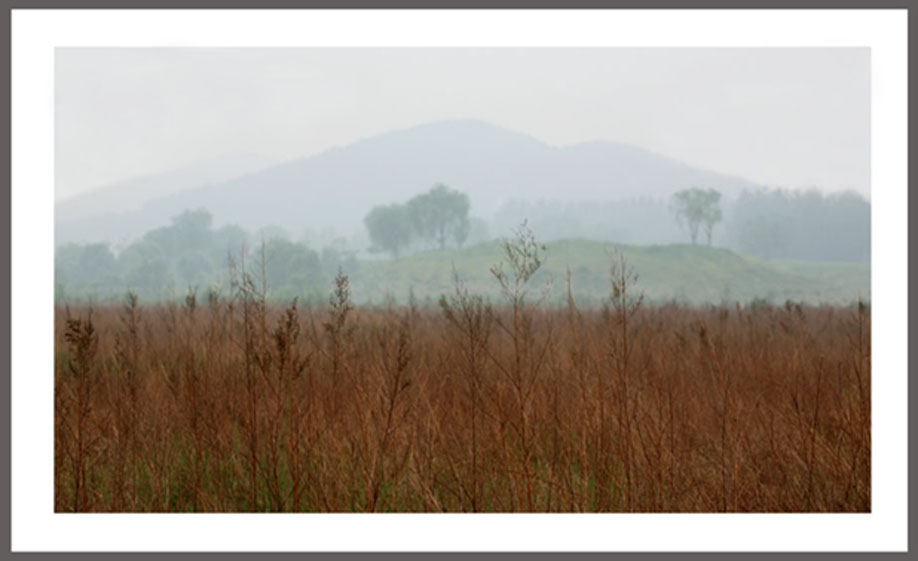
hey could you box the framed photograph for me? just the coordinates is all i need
[9,6,908,554]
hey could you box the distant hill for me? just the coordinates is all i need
[54,119,759,246]
[55,152,277,246]
[352,239,869,307]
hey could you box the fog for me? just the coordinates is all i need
[54,47,870,305]
[57,47,869,201]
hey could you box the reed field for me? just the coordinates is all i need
[54,243,870,513]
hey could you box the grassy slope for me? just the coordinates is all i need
[352,239,869,306]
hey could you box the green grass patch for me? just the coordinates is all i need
[353,239,869,307]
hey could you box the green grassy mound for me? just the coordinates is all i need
[353,239,869,307]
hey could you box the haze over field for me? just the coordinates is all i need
[56,48,870,202]
[56,119,764,246]
[52,44,875,517]
[54,47,870,305]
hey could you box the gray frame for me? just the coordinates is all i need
[5,2,910,558]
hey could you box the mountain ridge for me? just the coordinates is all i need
[55,119,760,246]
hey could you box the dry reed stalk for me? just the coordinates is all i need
[62,312,98,512]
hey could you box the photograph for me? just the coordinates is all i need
[52,45,873,514]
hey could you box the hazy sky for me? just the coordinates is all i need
[56,48,870,201]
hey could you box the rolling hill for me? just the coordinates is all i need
[350,239,869,307]
[55,119,759,246]
[55,152,277,246]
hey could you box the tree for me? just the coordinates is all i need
[118,240,171,295]
[407,184,470,250]
[671,187,723,245]
[144,208,213,255]
[736,213,793,260]
[212,224,250,261]
[262,238,323,294]
[364,203,414,259]
[77,243,116,286]
[171,208,213,251]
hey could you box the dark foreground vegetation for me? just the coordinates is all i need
[55,252,870,512]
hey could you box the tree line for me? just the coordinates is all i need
[493,187,869,263]
[55,184,869,303]
[726,189,869,262]
[55,209,357,303]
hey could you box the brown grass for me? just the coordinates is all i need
[54,231,869,513]
[54,275,870,513]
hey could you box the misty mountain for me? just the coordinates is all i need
[55,119,759,247]
[55,152,277,245]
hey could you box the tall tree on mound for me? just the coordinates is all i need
[672,187,722,245]
[407,184,471,250]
